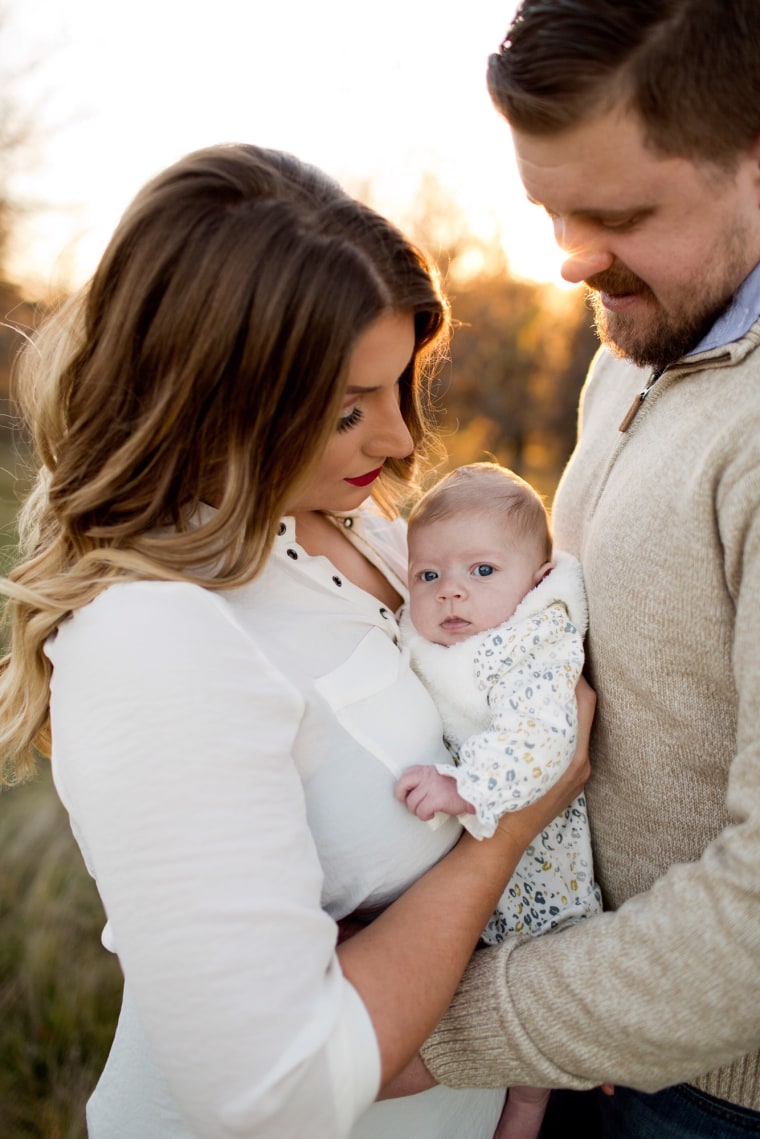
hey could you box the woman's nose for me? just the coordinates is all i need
[367,396,414,459]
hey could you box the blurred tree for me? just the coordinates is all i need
[392,174,599,500]
[0,2,49,417]
[0,3,44,277]
[434,258,598,501]
[0,280,36,449]
[0,4,50,538]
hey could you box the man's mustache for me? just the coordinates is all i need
[585,265,652,297]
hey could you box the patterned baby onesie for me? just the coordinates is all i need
[401,552,602,942]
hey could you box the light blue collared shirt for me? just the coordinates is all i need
[687,261,760,356]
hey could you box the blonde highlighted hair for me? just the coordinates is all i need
[408,462,552,561]
[0,143,449,782]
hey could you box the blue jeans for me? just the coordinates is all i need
[539,1085,760,1138]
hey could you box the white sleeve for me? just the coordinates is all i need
[443,609,584,838]
[47,581,381,1138]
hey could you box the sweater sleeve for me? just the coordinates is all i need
[421,441,760,1097]
[441,610,584,839]
[47,582,380,1138]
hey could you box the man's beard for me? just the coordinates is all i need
[585,261,738,371]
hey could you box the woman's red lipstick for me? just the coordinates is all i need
[345,466,383,488]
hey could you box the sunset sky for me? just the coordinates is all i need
[4,0,569,294]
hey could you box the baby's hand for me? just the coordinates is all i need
[395,765,476,822]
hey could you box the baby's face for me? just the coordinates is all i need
[408,514,550,646]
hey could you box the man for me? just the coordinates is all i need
[419,2,760,1135]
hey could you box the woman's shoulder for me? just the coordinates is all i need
[47,579,254,674]
[47,578,305,726]
[71,578,233,632]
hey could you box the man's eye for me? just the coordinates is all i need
[472,564,494,577]
[600,214,642,232]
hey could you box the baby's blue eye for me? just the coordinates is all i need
[419,570,438,582]
[473,564,494,577]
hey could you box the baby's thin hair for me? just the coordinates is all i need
[408,462,552,561]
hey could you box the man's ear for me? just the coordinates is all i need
[748,132,760,199]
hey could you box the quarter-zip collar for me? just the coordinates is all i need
[687,261,760,357]
[618,265,760,433]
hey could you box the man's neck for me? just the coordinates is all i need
[687,261,760,357]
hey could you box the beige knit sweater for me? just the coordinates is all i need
[421,321,760,1112]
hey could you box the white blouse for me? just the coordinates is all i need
[47,504,504,1138]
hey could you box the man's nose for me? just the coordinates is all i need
[560,247,615,284]
[553,217,615,284]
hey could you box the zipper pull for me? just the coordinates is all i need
[619,368,664,432]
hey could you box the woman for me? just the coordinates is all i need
[0,144,591,1138]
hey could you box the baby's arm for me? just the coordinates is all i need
[395,765,477,822]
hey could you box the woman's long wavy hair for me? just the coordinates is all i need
[0,143,449,782]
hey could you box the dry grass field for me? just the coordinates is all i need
[0,437,122,1138]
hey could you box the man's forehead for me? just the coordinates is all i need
[510,109,691,211]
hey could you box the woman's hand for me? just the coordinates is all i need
[339,677,595,1089]
[575,672,596,751]
[373,677,596,1097]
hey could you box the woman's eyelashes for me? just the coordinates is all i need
[337,405,364,433]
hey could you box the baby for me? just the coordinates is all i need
[396,463,602,1139]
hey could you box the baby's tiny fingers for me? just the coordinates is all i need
[394,766,424,799]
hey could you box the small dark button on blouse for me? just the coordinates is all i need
[278,523,286,536]
[379,607,389,619]
[332,575,343,587]
[287,548,298,560]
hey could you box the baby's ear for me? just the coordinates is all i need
[534,560,553,586]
